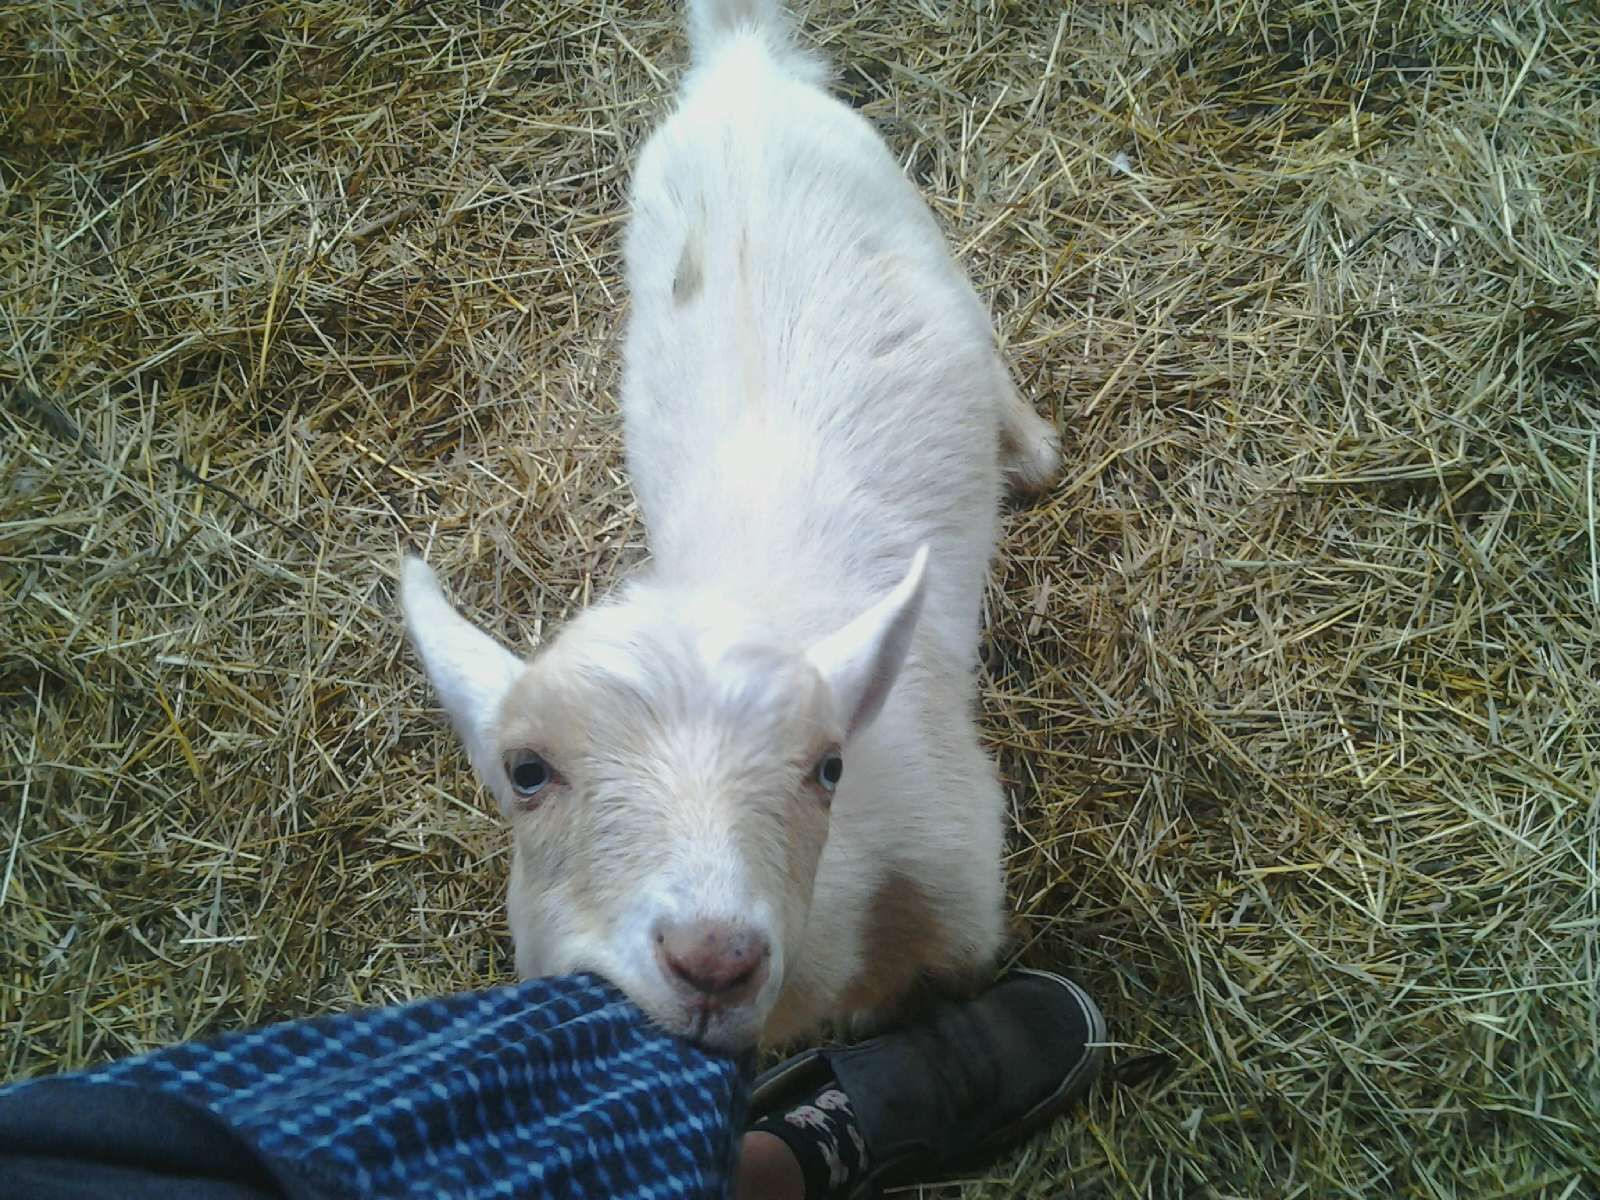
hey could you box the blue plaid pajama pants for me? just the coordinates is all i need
[0,973,747,1199]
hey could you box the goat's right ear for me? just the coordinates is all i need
[400,556,524,786]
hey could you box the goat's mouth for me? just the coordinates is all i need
[560,931,776,1054]
[687,1006,715,1043]
[559,961,765,1053]
[621,983,766,1054]
[580,964,767,1053]
[672,998,764,1054]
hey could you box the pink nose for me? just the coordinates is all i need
[654,919,770,1007]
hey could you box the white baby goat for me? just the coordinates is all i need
[401,0,1061,1052]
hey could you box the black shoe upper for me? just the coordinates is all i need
[826,968,1104,1181]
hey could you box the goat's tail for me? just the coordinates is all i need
[685,0,827,84]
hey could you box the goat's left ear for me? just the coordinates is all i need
[400,556,524,786]
[806,545,928,738]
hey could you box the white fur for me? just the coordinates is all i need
[401,0,1060,1050]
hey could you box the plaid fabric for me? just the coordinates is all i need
[0,972,746,1200]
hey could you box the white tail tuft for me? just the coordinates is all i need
[685,0,825,81]
[687,0,784,57]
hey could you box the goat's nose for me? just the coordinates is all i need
[654,919,771,1006]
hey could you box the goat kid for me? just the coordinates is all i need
[401,0,1060,1052]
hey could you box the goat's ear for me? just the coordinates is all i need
[806,545,928,738]
[400,556,524,786]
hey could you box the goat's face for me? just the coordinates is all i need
[498,615,837,1050]
[400,552,925,1051]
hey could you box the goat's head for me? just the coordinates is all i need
[399,549,926,1050]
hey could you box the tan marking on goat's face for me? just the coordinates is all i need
[836,870,950,1017]
[489,605,839,1051]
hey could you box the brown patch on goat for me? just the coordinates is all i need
[871,324,919,357]
[836,870,949,1016]
[672,239,702,304]
[764,971,830,1048]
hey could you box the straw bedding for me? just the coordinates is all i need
[3,1,1597,1195]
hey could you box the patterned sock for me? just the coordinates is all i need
[749,1079,872,1199]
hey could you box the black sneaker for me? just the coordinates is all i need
[748,968,1106,1195]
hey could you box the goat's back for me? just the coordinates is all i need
[620,27,1005,653]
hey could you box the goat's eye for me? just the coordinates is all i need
[505,750,555,798]
[814,751,844,792]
